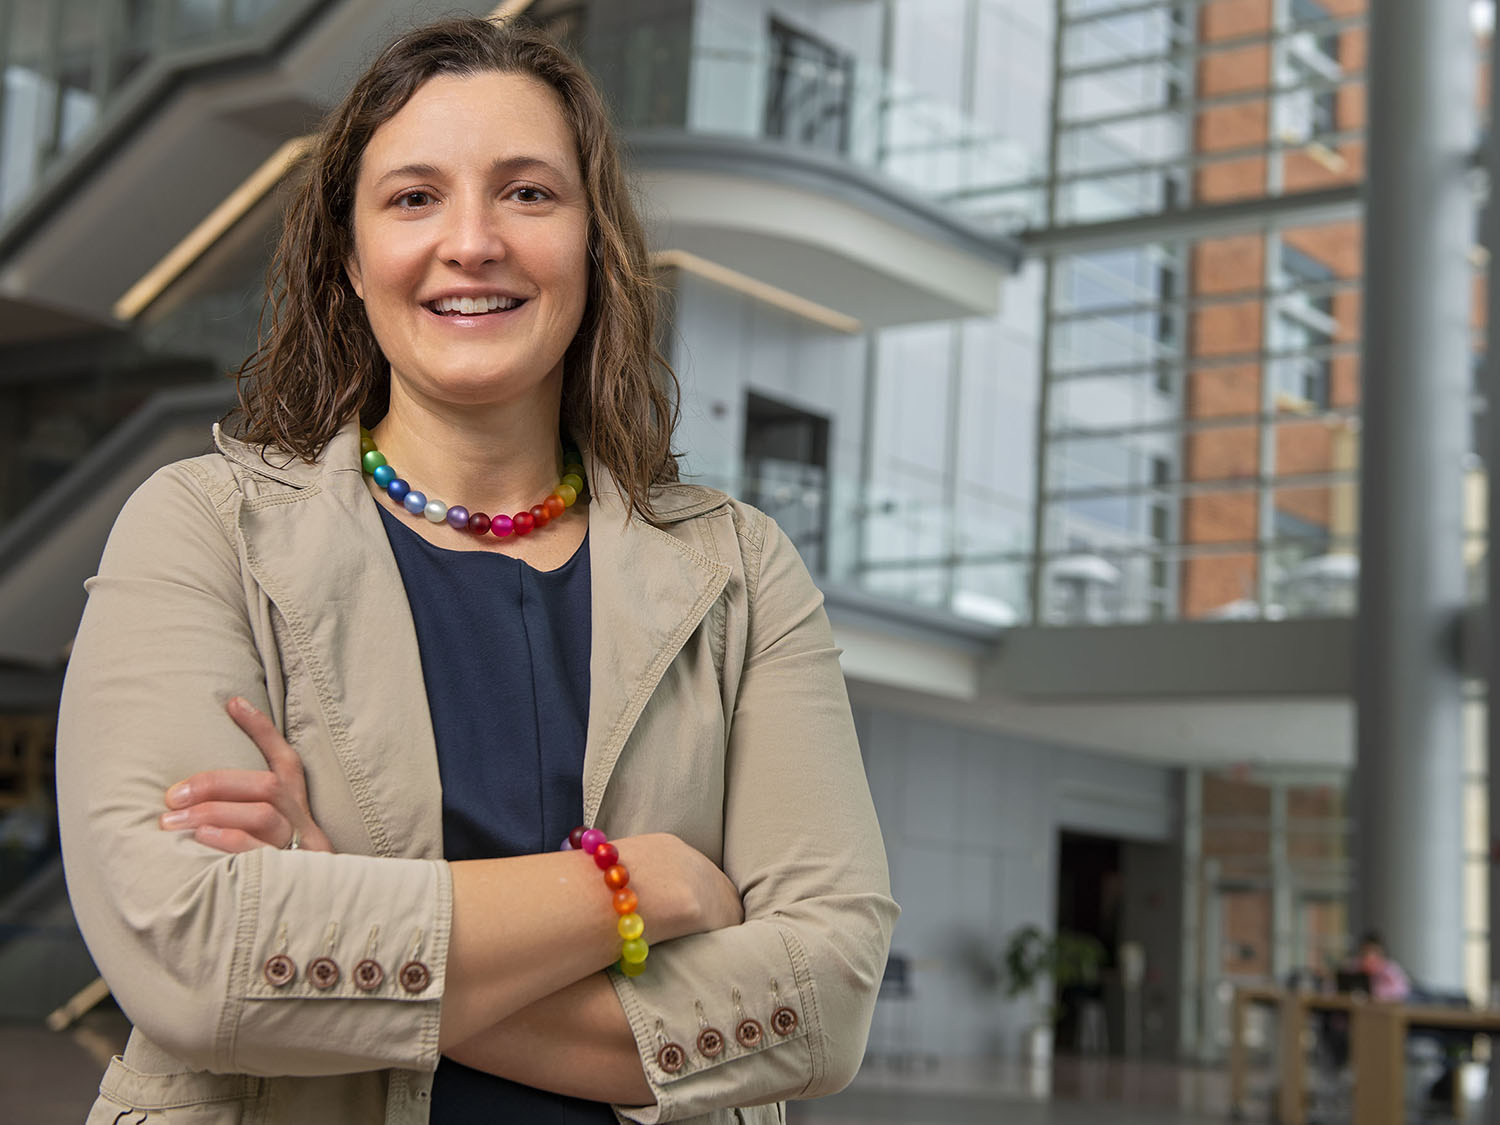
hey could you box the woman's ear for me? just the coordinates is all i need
[345,256,365,301]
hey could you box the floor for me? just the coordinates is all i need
[789,1056,1231,1124]
[11,1011,1240,1125]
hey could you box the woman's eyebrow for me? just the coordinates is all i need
[372,155,574,188]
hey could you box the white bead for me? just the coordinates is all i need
[424,499,447,523]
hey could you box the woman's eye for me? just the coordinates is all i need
[512,186,547,203]
[396,191,433,209]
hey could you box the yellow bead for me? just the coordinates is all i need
[617,912,644,940]
[619,957,646,977]
[621,938,649,964]
[556,483,578,506]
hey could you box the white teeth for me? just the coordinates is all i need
[430,295,523,314]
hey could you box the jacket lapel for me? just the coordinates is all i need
[580,459,731,824]
[218,423,446,860]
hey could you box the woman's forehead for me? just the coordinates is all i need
[359,71,579,182]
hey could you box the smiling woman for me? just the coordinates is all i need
[55,16,896,1125]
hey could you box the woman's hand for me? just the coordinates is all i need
[159,697,335,853]
[615,833,743,939]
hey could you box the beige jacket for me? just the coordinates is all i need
[56,422,897,1124]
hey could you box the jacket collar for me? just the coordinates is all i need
[215,420,731,838]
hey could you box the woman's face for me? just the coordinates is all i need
[345,70,590,414]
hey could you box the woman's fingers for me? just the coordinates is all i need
[160,800,289,845]
[192,826,274,854]
[159,698,336,854]
[165,768,279,809]
[226,697,304,778]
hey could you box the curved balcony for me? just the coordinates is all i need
[596,16,1036,329]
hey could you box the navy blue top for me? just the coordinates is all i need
[377,504,615,1124]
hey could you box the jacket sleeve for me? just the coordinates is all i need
[55,462,453,1077]
[609,513,899,1122]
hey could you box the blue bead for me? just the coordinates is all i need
[387,478,410,501]
[403,490,427,515]
[372,464,396,488]
[446,505,470,530]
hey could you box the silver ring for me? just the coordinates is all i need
[284,828,302,851]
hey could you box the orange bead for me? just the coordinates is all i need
[613,888,638,915]
[545,495,566,518]
[604,864,629,890]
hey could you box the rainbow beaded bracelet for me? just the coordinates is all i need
[563,826,648,976]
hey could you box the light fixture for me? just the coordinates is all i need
[1473,0,1495,37]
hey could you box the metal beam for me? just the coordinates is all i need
[1020,184,1362,256]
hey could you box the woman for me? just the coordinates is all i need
[56,15,896,1125]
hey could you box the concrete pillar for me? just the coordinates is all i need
[1355,0,1474,990]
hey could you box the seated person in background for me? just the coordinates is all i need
[1355,931,1411,1002]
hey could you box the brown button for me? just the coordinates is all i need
[353,959,384,992]
[308,956,340,990]
[772,1007,799,1036]
[399,960,432,993]
[735,1018,764,1048]
[696,1027,724,1058]
[656,1042,687,1073]
[263,954,296,988]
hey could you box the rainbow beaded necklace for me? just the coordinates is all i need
[359,426,585,539]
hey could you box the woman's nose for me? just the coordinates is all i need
[439,199,506,268]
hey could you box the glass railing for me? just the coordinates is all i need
[0,0,324,222]
[588,10,1046,234]
[689,458,1374,629]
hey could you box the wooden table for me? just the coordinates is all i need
[1351,1003,1500,1125]
[1229,986,1361,1123]
[1229,985,1283,1118]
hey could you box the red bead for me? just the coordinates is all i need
[468,512,491,535]
[530,504,551,528]
[544,495,566,518]
[604,864,629,889]
[568,826,586,849]
[512,511,535,535]
[593,842,619,869]
[491,514,514,538]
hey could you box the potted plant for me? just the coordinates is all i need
[1001,924,1107,1064]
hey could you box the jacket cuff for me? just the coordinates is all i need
[608,921,818,1123]
[222,848,453,1075]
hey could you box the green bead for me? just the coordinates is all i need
[620,937,649,964]
[561,473,584,494]
[362,450,387,473]
[619,957,646,977]
[617,912,644,940]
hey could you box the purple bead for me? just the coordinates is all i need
[403,490,427,515]
[446,505,470,530]
[559,838,575,851]
[387,478,410,501]
[579,828,607,855]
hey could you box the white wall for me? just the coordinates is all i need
[855,702,1179,1059]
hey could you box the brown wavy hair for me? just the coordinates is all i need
[232,16,680,517]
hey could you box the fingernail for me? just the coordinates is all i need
[161,810,189,827]
[228,697,249,714]
[166,782,191,807]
